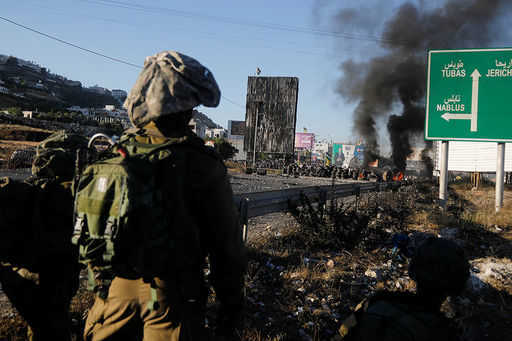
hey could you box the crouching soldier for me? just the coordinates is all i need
[334,237,469,341]
[0,131,86,340]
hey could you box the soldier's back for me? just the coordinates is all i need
[339,292,456,341]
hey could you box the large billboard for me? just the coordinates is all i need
[295,132,315,150]
[332,143,345,166]
[332,143,365,167]
[244,76,299,154]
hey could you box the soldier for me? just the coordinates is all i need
[0,131,86,340]
[82,51,247,341]
[334,237,469,341]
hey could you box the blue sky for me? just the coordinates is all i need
[2,0,437,146]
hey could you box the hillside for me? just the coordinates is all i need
[0,55,120,111]
[193,109,222,129]
[0,55,224,129]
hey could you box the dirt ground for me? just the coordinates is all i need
[0,183,510,340]
[0,124,54,167]
[0,123,510,340]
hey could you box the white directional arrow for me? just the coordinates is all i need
[442,113,472,121]
[441,68,481,132]
[470,68,481,132]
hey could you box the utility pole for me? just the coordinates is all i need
[252,111,258,168]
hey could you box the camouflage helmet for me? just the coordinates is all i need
[32,130,89,180]
[409,237,469,296]
[124,51,221,128]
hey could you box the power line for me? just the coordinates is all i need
[23,1,355,60]
[81,0,412,46]
[0,16,141,69]
[221,95,245,109]
[0,15,246,109]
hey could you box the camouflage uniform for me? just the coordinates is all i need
[335,237,469,341]
[335,291,457,341]
[0,180,78,340]
[0,132,84,340]
[83,51,246,341]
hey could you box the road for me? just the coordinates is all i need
[0,168,369,193]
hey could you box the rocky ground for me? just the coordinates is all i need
[0,123,511,340]
[0,180,511,340]
[237,183,512,341]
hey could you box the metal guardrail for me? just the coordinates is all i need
[234,181,406,241]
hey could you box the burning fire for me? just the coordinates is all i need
[393,171,404,181]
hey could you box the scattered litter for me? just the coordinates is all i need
[469,258,512,293]
[364,269,377,278]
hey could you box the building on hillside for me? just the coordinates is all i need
[64,80,82,87]
[0,86,9,94]
[205,127,227,139]
[114,108,128,119]
[33,82,46,90]
[88,85,111,95]
[17,59,42,73]
[111,89,127,102]
[9,76,21,84]
[189,117,206,138]
[67,106,91,116]
[22,111,33,119]
[105,104,116,111]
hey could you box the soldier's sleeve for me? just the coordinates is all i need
[191,155,247,308]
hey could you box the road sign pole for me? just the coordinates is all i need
[496,142,505,212]
[439,141,449,210]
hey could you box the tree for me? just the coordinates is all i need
[212,138,238,160]
[6,107,22,116]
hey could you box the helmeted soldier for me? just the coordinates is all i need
[0,131,86,340]
[82,51,247,341]
[334,237,469,341]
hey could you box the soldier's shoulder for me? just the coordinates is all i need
[175,135,225,168]
[184,135,222,160]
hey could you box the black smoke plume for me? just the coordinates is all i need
[335,0,510,170]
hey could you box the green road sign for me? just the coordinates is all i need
[426,48,512,142]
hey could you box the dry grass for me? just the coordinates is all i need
[238,182,512,340]
[0,123,54,165]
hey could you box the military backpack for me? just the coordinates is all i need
[71,134,184,300]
